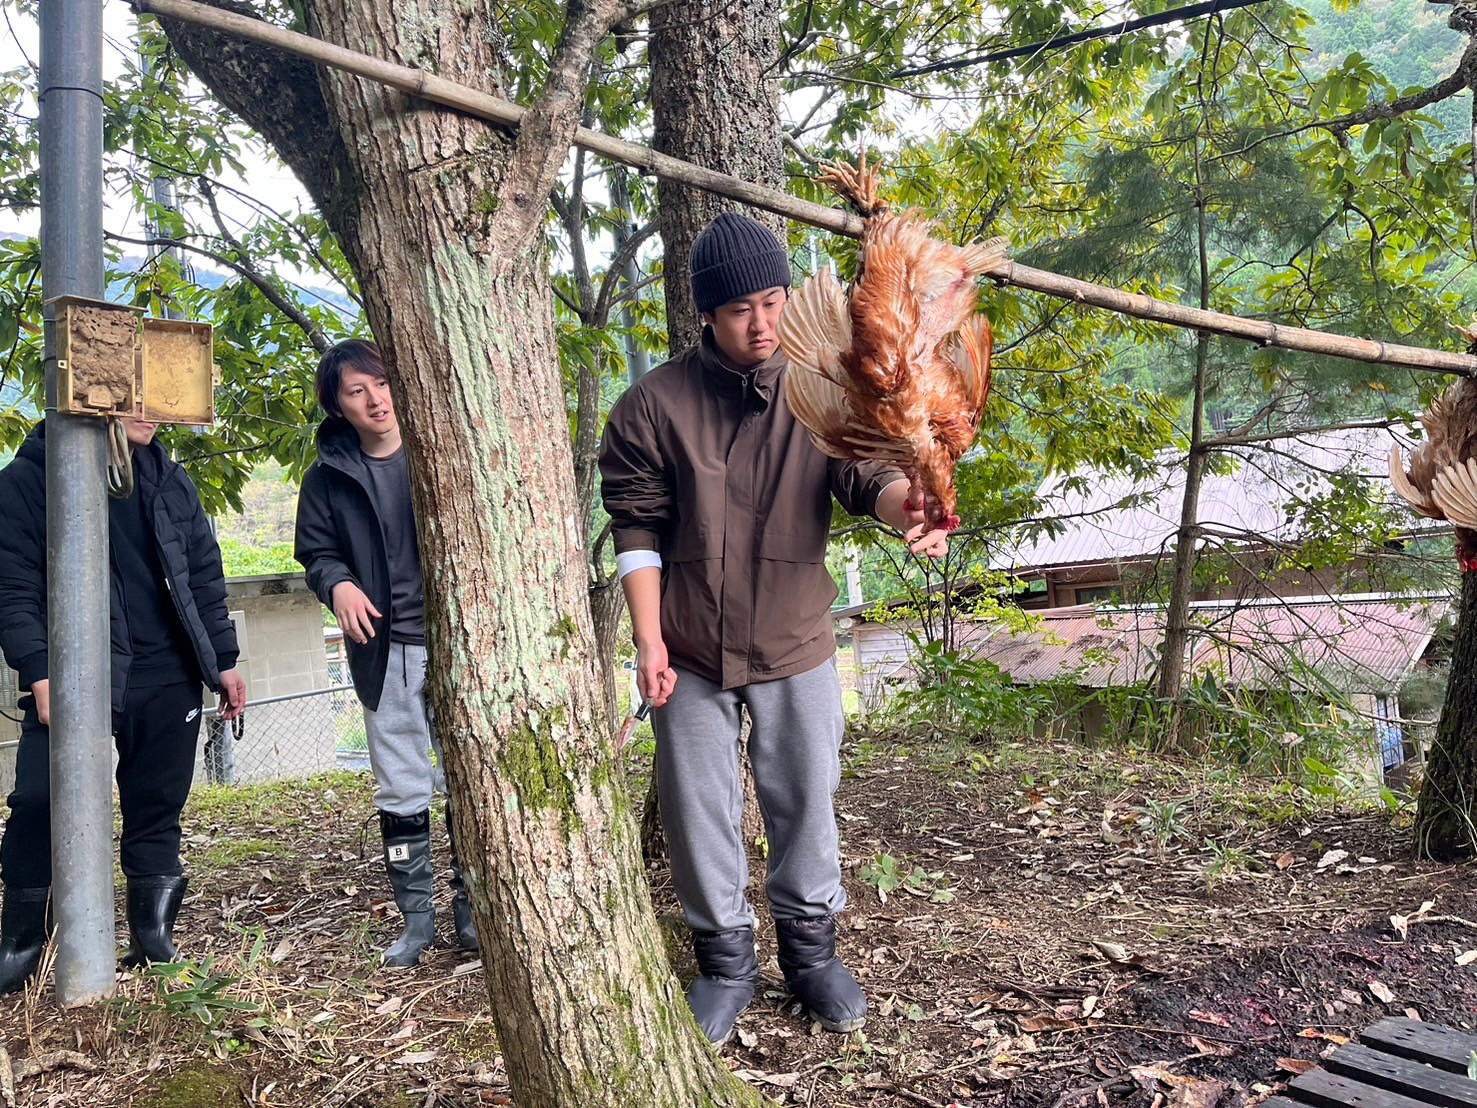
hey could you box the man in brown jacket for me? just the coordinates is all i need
[599,212,948,1047]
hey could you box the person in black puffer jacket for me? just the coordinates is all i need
[294,340,478,966]
[0,417,247,993]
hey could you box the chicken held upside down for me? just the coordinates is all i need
[777,151,1009,534]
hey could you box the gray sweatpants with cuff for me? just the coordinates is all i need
[364,641,446,816]
[654,659,847,933]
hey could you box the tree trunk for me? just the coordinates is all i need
[1154,165,1214,752]
[1154,382,1209,751]
[650,0,787,350]
[162,3,764,1104]
[1416,570,1477,860]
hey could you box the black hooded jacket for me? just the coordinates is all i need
[293,418,405,712]
[0,422,239,713]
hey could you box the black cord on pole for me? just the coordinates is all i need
[891,0,1273,79]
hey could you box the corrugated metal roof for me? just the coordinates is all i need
[890,594,1448,694]
[991,427,1421,573]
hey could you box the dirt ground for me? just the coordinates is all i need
[3,734,1476,1107]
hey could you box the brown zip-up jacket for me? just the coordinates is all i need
[599,333,903,689]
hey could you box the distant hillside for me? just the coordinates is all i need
[218,458,298,548]
[1303,0,1469,134]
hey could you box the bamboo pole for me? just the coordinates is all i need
[137,0,1477,378]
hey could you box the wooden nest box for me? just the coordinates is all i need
[49,294,217,426]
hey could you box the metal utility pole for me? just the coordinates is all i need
[41,0,116,1004]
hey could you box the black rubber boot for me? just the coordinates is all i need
[123,876,188,967]
[445,807,479,952]
[775,916,867,1033]
[0,887,49,994]
[381,810,436,967]
[688,927,759,1048]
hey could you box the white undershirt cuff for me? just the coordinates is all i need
[876,477,909,517]
[616,549,664,579]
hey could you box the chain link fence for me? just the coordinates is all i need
[199,682,368,786]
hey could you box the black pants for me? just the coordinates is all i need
[1,680,203,888]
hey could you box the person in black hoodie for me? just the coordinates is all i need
[0,417,246,993]
[294,340,477,966]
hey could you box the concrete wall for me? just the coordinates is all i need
[0,572,344,795]
[199,575,341,785]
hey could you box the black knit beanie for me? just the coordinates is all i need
[689,212,792,315]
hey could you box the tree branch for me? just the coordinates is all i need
[1218,40,1477,162]
[199,178,332,351]
[142,0,363,271]
[107,230,331,352]
[1207,417,1402,448]
[610,0,683,27]
[139,0,1477,378]
[591,219,658,327]
[492,0,619,248]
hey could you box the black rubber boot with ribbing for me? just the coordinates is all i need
[688,927,760,1048]
[0,887,49,994]
[123,876,188,967]
[381,810,436,967]
[445,807,479,952]
[775,916,868,1033]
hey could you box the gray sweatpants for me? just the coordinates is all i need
[364,641,446,816]
[654,660,847,933]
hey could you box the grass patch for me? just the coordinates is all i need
[191,838,290,870]
[186,770,368,826]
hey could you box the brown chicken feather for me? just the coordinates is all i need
[1389,374,1477,570]
[778,151,1008,533]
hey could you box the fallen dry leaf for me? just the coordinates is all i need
[1391,899,1437,939]
[1131,1062,1227,1108]
[1019,1014,1078,1033]
[374,996,404,1017]
[394,1050,437,1066]
[1297,1029,1350,1045]
[1175,1077,1227,1108]
[1368,980,1396,1004]
[1316,849,1348,870]
[733,1070,800,1089]
[1456,950,1477,967]
[1092,939,1145,967]
[1188,1009,1233,1028]
[1277,1058,1315,1076]
[1275,852,1295,871]
[1190,1036,1236,1058]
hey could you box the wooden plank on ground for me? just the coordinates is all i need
[1289,1065,1456,1108]
[1360,1018,1477,1074]
[1324,1043,1477,1108]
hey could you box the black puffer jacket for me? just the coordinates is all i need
[293,418,398,711]
[0,422,239,712]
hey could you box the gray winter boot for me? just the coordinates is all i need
[687,927,760,1047]
[380,810,436,967]
[445,807,479,952]
[775,916,867,1032]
